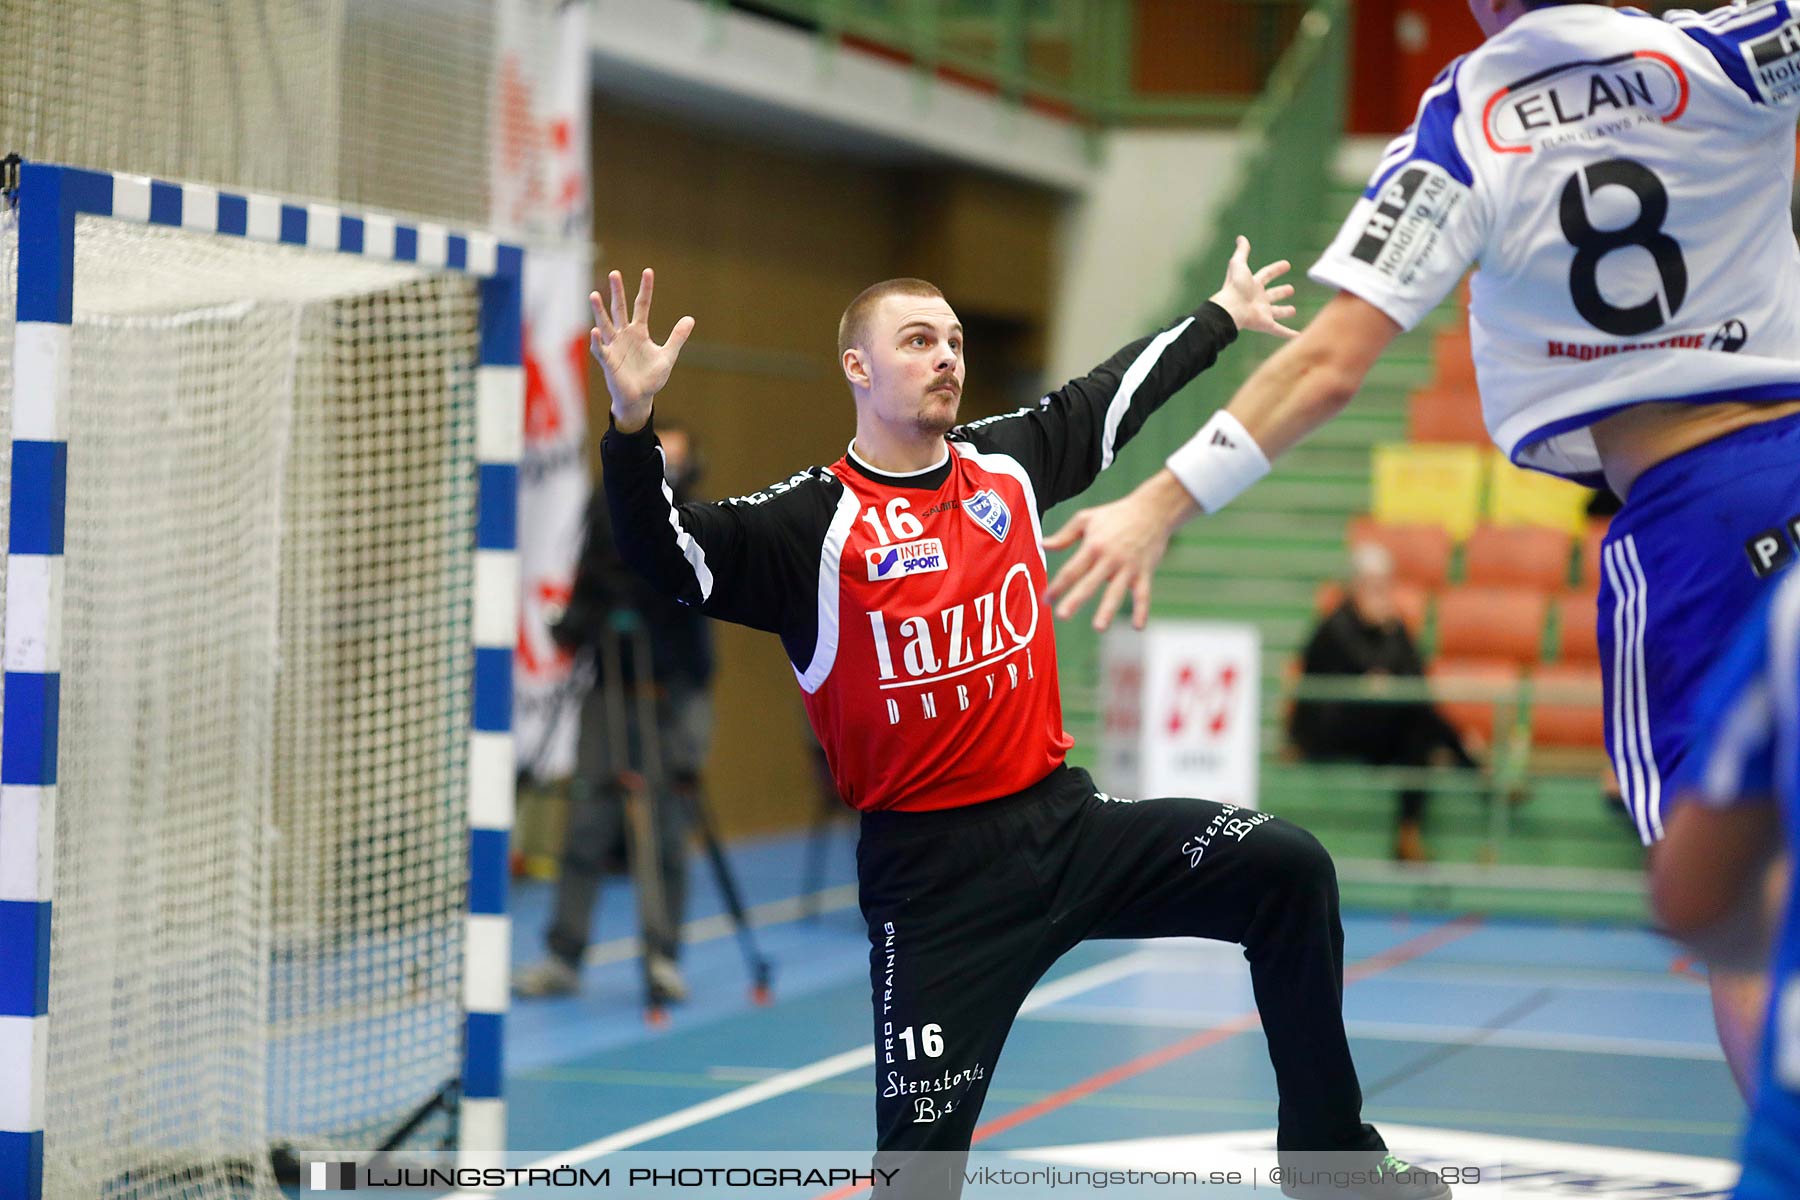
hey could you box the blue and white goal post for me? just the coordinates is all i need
[0,158,522,1198]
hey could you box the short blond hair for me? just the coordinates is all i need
[837,278,945,359]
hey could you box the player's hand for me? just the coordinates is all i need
[1044,470,1199,631]
[590,268,695,433]
[1209,236,1298,340]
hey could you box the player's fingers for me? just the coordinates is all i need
[1231,235,1251,270]
[665,314,696,355]
[608,270,628,329]
[591,290,615,338]
[1042,512,1087,553]
[1254,259,1292,285]
[590,328,609,361]
[1054,555,1112,622]
[1268,320,1300,340]
[1267,284,1296,303]
[1046,540,1093,601]
[1131,572,1154,630]
[1092,572,1132,633]
[1273,304,1298,319]
[634,268,654,326]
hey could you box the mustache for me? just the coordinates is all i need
[929,373,961,395]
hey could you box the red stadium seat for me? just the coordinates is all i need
[1530,662,1605,750]
[1347,516,1454,589]
[1556,592,1600,665]
[1463,524,1573,591]
[1429,659,1522,749]
[1407,385,1488,445]
[1436,585,1550,666]
[1431,329,1477,390]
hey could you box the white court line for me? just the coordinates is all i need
[450,948,1161,1196]
[1107,951,1707,995]
[1020,1004,1726,1061]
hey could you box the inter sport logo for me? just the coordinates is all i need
[867,538,949,582]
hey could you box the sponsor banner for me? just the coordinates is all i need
[493,0,592,780]
[1101,622,1261,808]
[512,248,592,781]
[492,0,591,246]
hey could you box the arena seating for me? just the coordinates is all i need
[1334,316,1611,771]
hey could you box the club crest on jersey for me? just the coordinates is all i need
[962,489,1011,542]
[867,537,949,582]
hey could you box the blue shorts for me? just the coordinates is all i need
[1598,410,1800,845]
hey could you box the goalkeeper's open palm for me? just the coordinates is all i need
[590,267,695,432]
[1209,235,1298,340]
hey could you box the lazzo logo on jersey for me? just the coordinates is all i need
[867,561,1042,724]
[1350,165,1468,287]
[1482,52,1687,155]
[1747,20,1800,104]
[867,538,949,582]
[962,489,1011,542]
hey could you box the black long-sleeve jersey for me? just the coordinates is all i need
[602,302,1239,811]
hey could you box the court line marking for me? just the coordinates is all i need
[1018,1007,1727,1061]
[1107,950,1708,994]
[1363,986,1559,1098]
[447,947,1161,1197]
[970,915,1483,1144]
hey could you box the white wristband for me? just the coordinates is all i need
[1165,410,1270,514]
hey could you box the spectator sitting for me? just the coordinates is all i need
[1290,543,1477,862]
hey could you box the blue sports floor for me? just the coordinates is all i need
[494,827,1744,1198]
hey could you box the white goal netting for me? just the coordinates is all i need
[1,210,479,1200]
[0,0,496,229]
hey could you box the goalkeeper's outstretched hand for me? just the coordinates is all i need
[1208,235,1298,340]
[590,267,695,433]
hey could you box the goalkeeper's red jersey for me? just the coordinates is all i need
[602,302,1238,812]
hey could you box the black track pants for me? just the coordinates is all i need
[857,764,1383,1197]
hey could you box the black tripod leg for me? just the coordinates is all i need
[687,793,773,1002]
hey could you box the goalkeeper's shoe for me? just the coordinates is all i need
[1279,1152,1451,1200]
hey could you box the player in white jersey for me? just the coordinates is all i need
[1045,0,1800,1097]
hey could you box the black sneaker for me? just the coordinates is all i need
[1279,1152,1451,1200]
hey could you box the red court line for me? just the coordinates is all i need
[812,914,1485,1199]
